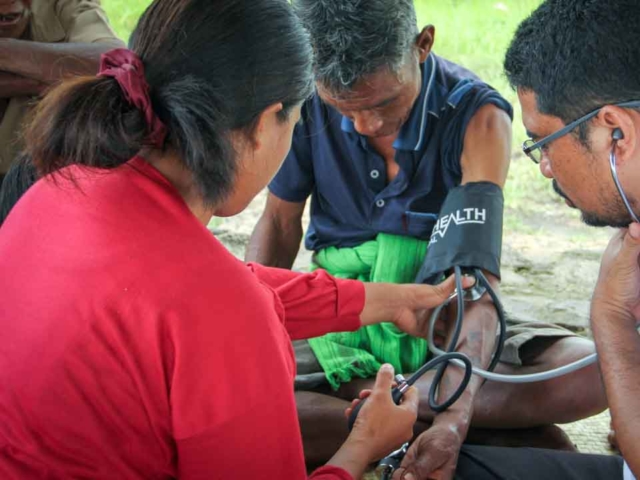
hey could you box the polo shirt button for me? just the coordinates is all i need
[376,199,385,208]
[370,169,380,179]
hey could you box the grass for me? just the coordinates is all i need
[102,0,148,41]
[101,0,558,215]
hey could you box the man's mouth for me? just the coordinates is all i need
[552,180,577,209]
[0,12,24,27]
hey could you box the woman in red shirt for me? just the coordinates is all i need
[0,0,460,478]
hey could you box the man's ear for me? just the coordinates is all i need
[415,25,435,63]
[596,106,638,166]
[251,102,284,150]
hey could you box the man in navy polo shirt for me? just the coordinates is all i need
[247,0,606,469]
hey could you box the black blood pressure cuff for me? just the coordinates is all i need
[415,181,503,285]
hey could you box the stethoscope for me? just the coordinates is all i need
[350,264,597,479]
[349,136,639,479]
[610,130,640,224]
[425,137,639,385]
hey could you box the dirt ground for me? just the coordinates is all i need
[211,188,614,335]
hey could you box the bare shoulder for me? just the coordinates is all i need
[465,103,512,140]
[461,104,512,187]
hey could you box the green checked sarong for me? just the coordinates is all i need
[308,233,429,390]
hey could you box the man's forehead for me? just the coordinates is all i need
[518,88,549,136]
[517,89,538,114]
[317,67,408,108]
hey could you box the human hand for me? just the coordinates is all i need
[338,364,418,467]
[344,388,372,421]
[592,224,640,324]
[392,419,466,480]
[360,275,474,336]
[392,275,476,339]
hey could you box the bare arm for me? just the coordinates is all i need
[0,38,122,89]
[430,103,512,432]
[591,312,640,473]
[459,103,512,188]
[394,103,512,480]
[0,70,47,98]
[245,192,306,268]
[590,226,640,476]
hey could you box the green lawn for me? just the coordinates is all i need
[101,0,559,213]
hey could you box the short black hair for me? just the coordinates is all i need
[505,0,640,124]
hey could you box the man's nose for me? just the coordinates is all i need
[353,112,383,137]
[539,156,554,179]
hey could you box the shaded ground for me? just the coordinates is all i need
[501,206,612,334]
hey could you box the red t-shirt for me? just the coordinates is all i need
[0,157,364,479]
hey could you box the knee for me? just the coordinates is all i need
[546,337,607,421]
[560,336,596,362]
[539,336,596,371]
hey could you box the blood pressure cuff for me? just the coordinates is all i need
[415,181,503,285]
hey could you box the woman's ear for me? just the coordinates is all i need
[251,102,284,150]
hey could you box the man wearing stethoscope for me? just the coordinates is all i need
[394,0,640,479]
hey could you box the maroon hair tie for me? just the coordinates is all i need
[97,48,167,148]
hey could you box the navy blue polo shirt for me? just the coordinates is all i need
[269,53,513,252]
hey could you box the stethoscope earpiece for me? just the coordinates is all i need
[612,128,624,141]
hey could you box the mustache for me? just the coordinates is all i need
[553,178,634,228]
[552,180,570,201]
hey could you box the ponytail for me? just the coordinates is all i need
[24,75,148,176]
[25,48,166,177]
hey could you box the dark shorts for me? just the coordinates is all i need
[455,445,625,480]
[294,318,577,390]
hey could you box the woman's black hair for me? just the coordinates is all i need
[24,0,313,206]
[0,153,37,226]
